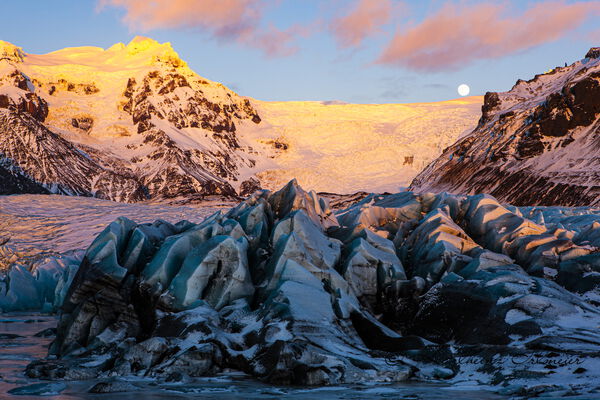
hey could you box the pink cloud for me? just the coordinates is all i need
[330,0,396,48]
[98,0,298,56]
[377,1,600,72]
[588,27,600,41]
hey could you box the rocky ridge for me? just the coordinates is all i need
[411,47,600,206]
[24,181,600,396]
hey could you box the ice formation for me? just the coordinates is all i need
[22,181,600,396]
[0,252,81,313]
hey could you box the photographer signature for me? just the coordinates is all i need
[509,354,583,367]
[383,354,584,367]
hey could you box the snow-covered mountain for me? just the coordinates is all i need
[0,37,263,201]
[0,37,481,202]
[411,48,600,206]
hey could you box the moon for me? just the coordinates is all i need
[457,84,470,96]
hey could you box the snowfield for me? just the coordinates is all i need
[242,97,482,194]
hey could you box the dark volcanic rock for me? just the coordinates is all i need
[0,69,48,121]
[586,47,600,59]
[0,161,49,195]
[239,177,262,197]
[71,116,94,133]
[0,109,147,202]
[479,91,500,125]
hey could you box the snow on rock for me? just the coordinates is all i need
[586,47,600,59]
[0,40,24,63]
[0,38,481,201]
[0,83,146,201]
[0,67,48,121]
[411,47,600,206]
[24,181,600,396]
[0,37,261,201]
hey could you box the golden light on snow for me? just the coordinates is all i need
[457,84,470,96]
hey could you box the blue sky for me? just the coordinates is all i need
[1,0,598,103]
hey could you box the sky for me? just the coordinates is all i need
[1,0,599,103]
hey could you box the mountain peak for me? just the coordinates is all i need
[586,47,600,60]
[125,36,168,54]
[121,36,185,68]
[0,40,24,63]
[127,35,160,47]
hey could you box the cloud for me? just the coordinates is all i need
[380,87,406,99]
[98,0,299,56]
[330,0,396,48]
[377,1,600,72]
[587,27,600,41]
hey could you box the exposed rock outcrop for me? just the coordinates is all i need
[0,159,49,195]
[411,48,600,206]
[586,47,600,59]
[0,108,148,202]
[0,68,48,121]
[0,40,24,63]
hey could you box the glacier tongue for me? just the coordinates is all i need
[19,180,600,395]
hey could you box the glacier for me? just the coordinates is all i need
[0,194,219,312]
[3,180,597,397]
